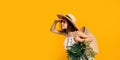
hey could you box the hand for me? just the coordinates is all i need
[74,35,83,42]
[55,19,62,23]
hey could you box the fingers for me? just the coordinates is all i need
[74,35,81,42]
[55,19,62,22]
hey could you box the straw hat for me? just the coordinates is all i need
[57,14,78,30]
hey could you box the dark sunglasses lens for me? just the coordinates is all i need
[61,20,66,23]
[62,17,66,19]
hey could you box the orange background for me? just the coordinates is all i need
[0,0,120,60]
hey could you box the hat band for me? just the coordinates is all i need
[66,15,72,20]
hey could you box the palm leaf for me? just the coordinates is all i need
[67,40,95,60]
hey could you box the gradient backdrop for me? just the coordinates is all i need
[0,0,120,60]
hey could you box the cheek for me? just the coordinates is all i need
[61,23,64,26]
[64,24,67,28]
[61,24,67,29]
[65,24,67,27]
[61,23,67,28]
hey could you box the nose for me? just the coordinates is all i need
[61,23,64,25]
[61,22,64,25]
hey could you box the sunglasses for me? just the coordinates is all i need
[60,20,67,23]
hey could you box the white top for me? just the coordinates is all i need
[64,36,77,50]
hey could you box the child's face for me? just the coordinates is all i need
[60,19,68,29]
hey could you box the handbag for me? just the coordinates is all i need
[66,26,99,60]
[79,26,99,54]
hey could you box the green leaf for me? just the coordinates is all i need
[67,40,95,60]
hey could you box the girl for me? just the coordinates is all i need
[50,14,98,60]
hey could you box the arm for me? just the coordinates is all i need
[74,31,92,42]
[50,19,66,36]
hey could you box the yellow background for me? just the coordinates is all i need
[0,0,120,60]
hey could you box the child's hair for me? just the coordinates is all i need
[60,19,78,34]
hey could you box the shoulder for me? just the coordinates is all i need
[59,30,67,36]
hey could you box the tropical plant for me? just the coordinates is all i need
[67,40,95,60]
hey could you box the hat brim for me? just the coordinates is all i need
[57,14,78,30]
